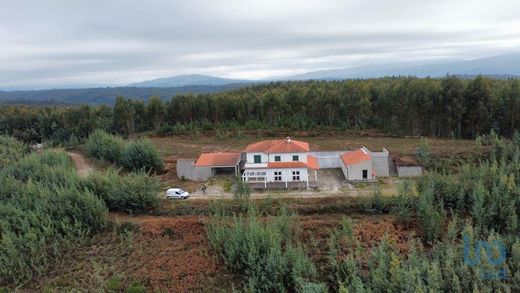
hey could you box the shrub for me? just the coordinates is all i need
[0,150,107,286]
[85,129,124,163]
[206,205,320,291]
[83,168,160,214]
[119,139,163,172]
[232,177,251,200]
[0,135,27,168]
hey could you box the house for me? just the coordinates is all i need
[241,137,320,189]
[340,147,376,181]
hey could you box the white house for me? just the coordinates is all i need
[340,147,376,181]
[241,137,319,189]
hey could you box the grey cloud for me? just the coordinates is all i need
[0,0,519,88]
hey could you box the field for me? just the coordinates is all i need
[30,198,412,292]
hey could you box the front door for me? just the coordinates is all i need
[362,169,368,179]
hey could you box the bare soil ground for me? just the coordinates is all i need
[32,209,416,292]
[67,151,94,177]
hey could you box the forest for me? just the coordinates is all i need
[1,76,520,144]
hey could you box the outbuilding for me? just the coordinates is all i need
[340,147,375,181]
[194,152,242,180]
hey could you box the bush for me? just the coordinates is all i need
[0,135,27,168]
[206,205,321,291]
[0,150,107,286]
[83,168,160,214]
[119,139,163,172]
[85,130,124,163]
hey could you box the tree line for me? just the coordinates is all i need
[1,75,519,143]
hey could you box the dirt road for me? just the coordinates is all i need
[67,151,94,177]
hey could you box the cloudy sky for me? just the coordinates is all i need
[1,0,520,89]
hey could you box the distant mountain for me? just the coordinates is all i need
[127,74,250,87]
[0,84,247,105]
[280,52,520,80]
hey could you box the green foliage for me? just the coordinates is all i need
[416,137,431,165]
[393,181,415,224]
[85,129,124,163]
[206,205,321,292]
[126,281,147,293]
[0,135,27,168]
[119,139,164,172]
[0,150,107,286]
[417,186,445,242]
[2,76,520,141]
[232,178,251,200]
[370,187,385,214]
[83,168,160,214]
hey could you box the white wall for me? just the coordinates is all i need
[245,152,269,168]
[268,152,307,163]
[244,168,308,182]
[342,160,374,181]
[266,168,308,182]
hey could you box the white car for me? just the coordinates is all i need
[166,188,190,199]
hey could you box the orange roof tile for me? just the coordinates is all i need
[244,137,309,153]
[267,161,308,168]
[195,152,241,166]
[341,148,371,165]
[307,155,320,170]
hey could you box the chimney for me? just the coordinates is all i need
[286,137,292,144]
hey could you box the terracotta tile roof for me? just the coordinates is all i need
[195,152,241,167]
[341,148,371,165]
[267,161,308,168]
[307,155,320,170]
[245,137,309,153]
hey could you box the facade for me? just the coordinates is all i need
[340,147,375,181]
[241,137,320,188]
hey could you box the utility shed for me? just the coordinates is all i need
[195,152,242,180]
[340,147,375,181]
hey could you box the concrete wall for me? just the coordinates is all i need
[196,166,214,180]
[371,148,390,177]
[176,159,197,180]
[309,151,346,169]
[397,166,423,177]
[176,159,215,181]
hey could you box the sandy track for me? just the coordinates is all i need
[67,151,94,177]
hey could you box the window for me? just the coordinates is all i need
[274,155,281,162]
[292,155,299,161]
[292,170,300,181]
[254,155,261,164]
[274,171,282,181]
[362,169,368,179]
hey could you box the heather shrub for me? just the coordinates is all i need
[119,139,163,172]
[83,168,160,214]
[0,151,107,286]
[206,205,322,291]
[85,129,124,163]
[0,135,27,168]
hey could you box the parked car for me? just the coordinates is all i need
[166,188,190,199]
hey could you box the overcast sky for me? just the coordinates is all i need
[1,0,520,89]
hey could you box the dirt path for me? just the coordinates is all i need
[67,151,94,177]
